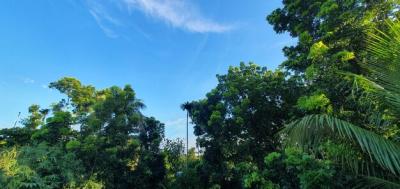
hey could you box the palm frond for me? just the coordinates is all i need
[355,176,400,189]
[366,20,400,114]
[283,114,400,175]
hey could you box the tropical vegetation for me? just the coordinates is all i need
[1,0,400,188]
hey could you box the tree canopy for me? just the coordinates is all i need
[1,1,400,188]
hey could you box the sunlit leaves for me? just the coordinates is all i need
[296,93,332,113]
[50,77,96,113]
[334,50,356,62]
[0,147,18,177]
[308,41,329,60]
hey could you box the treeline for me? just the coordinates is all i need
[0,79,181,188]
[1,0,400,188]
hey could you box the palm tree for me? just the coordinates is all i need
[181,102,193,167]
[282,20,400,188]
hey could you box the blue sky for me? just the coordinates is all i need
[0,0,294,148]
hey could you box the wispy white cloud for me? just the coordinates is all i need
[22,77,35,84]
[87,0,121,38]
[124,0,232,33]
[86,0,232,37]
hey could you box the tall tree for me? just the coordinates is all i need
[283,19,400,188]
[188,63,303,187]
[267,0,400,131]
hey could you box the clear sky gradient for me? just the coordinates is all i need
[0,0,294,148]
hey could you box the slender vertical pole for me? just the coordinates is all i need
[186,110,189,168]
[13,112,21,128]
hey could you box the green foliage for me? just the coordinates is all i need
[282,19,400,188]
[65,140,81,151]
[140,117,165,153]
[355,176,400,189]
[0,147,19,177]
[33,111,74,144]
[0,78,169,189]
[1,1,400,189]
[267,0,397,72]
[267,0,399,138]
[18,143,85,188]
[0,127,33,147]
[243,148,337,189]
[296,93,332,113]
[77,85,165,188]
[49,77,96,113]
[188,62,303,187]
[0,147,45,189]
[264,152,281,164]
[317,0,339,18]
[334,50,355,62]
[266,3,400,188]
[21,105,48,130]
[308,41,329,60]
[163,138,185,185]
[304,64,317,80]
[366,20,400,115]
[169,148,203,189]
[284,114,400,175]
[80,177,104,189]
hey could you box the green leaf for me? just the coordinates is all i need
[308,41,329,60]
[283,114,400,175]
